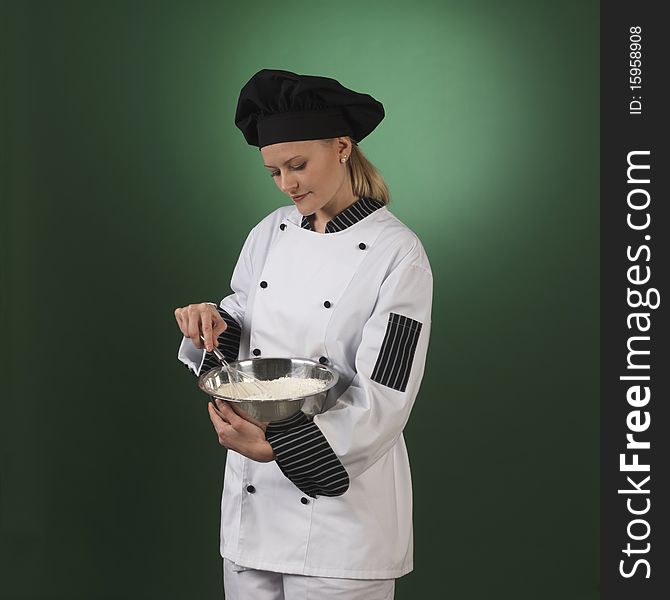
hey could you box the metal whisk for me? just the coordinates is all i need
[199,335,268,400]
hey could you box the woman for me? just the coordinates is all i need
[174,69,433,600]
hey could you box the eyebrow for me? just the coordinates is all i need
[263,155,305,168]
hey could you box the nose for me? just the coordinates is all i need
[278,172,299,194]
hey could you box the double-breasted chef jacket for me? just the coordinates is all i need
[178,196,433,579]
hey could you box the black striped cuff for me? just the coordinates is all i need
[199,306,242,374]
[266,419,350,498]
[265,410,310,434]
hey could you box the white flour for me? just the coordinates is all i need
[215,375,327,400]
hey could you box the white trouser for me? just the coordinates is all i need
[223,558,395,600]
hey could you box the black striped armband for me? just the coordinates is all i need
[265,412,350,499]
[197,306,242,375]
[371,312,423,392]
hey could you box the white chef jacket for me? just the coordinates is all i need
[178,200,433,579]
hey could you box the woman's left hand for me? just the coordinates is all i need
[208,400,275,462]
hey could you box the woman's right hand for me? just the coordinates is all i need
[174,303,227,352]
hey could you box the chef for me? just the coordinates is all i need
[174,69,433,600]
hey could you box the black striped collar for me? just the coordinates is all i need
[300,197,385,233]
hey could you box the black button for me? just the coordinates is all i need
[358,242,366,250]
[323,300,331,308]
[300,497,310,505]
[280,223,286,230]
[253,348,261,356]
[319,356,328,364]
[260,281,268,288]
[246,485,256,493]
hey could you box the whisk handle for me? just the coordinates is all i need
[199,334,227,365]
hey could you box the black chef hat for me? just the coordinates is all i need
[234,68,385,149]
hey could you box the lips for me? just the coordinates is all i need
[291,192,310,202]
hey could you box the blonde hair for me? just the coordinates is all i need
[321,137,390,205]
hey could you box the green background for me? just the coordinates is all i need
[1,0,599,598]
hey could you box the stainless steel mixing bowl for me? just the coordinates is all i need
[197,357,339,422]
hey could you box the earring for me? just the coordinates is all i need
[340,155,348,163]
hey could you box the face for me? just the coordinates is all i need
[261,138,354,216]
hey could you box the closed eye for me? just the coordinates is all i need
[270,163,306,178]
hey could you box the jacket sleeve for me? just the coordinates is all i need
[177,226,256,375]
[265,243,433,496]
